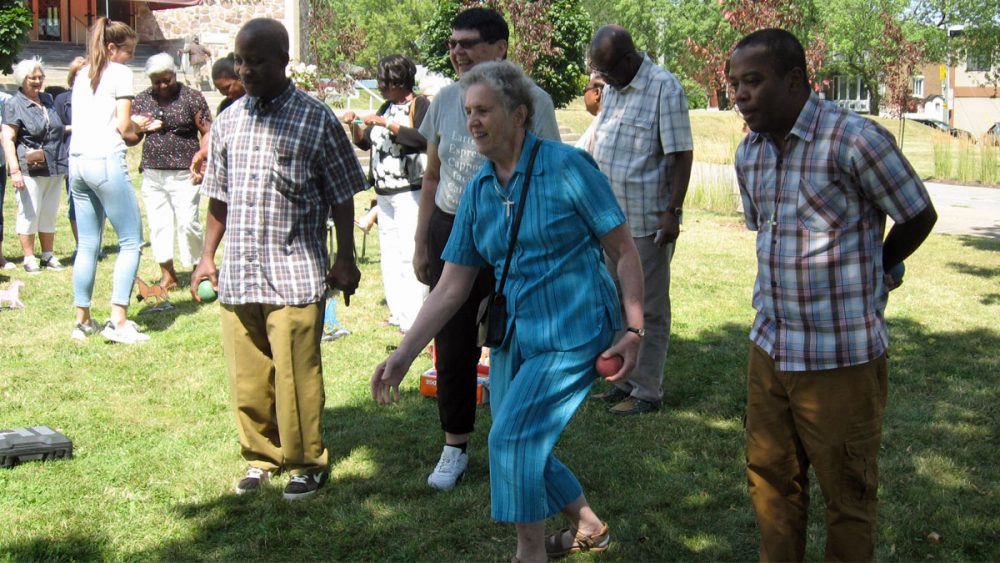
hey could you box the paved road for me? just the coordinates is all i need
[692,163,1000,240]
[924,182,1000,240]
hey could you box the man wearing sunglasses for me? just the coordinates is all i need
[587,25,694,416]
[414,6,561,492]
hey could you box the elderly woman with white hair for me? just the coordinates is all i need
[132,52,212,290]
[372,61,645,562]
[1,57,68,273]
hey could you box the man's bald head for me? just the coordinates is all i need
[589,25,634,67]
[588,25,641,89]
[234,18,290,100]
[237,18,289,57]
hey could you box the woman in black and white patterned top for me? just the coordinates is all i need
[133,52,212,291]
[342,54,430,333]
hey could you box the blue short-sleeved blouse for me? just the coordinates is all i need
[443,133,626,355]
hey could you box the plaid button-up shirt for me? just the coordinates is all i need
[735,94,932,371]
[591,55,693,237]
[202,82,366,306]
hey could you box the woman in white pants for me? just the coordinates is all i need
[133,53,212,290]
[1,58,68,273]
[342,55,429,332]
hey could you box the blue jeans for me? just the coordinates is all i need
[70,152,144,307]
[0,166,6,243]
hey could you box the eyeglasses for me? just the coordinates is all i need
[447,37,486,50]
[590,51,636,79]
[583,84,602,94]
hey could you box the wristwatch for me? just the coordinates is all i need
[626,327,645,338]
[669,207,683,221]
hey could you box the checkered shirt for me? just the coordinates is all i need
[202,82,367,306]
[591,55,694,237]
[735,94,932,371]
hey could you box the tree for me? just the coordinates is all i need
[579,0,665,60]
[416,0,462,77]
[0,0,32,75]
[822,0,926,115]
[418,0,592,108]
[677,0,828,109]
[518,0,592,108]
[875,11,925,145]
[907,0,1000,86]
[307,0,436,78]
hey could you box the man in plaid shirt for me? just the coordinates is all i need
[191,18,367,502]
[729,29,937,561]
[587,25,694,415]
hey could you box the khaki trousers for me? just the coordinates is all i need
[606,235,673,403]
[746,343,887,562]
[221,302,329,475]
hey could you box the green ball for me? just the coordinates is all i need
[197,280,217,302]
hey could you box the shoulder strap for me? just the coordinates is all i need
[496,138,542,297]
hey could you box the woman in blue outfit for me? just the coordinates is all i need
[372,61,644,563]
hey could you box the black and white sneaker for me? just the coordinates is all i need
[282,471,328,501]
[71,319,101,341]
[42,254,65,270]
[235,467,271,495]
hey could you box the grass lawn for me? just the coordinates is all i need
[557,100,1000,187]
[1,163,999,560]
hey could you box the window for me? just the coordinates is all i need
[912,76,924,97]
[967,50,993,72]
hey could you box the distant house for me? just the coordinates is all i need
[23,0,307,61]
[824,75,872,114]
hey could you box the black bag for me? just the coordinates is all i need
[476,140,542,348]
[476,292,507,348]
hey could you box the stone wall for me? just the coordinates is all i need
[135,0,297,59]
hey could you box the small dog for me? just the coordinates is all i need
[134,278,170,306]
[0,280,26,309]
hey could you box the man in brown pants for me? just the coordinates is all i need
[192,18,366,501]
[729,29,937,560]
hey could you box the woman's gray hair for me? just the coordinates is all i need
[13,58,44,87]
[460,61,534,128]
[145,52,177,77]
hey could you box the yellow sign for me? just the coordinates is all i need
[940,65,946,81]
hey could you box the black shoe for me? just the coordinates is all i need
[235,467,272,495]
[608,397,661,416]
[592,387,629,404]
[282,470,328,501]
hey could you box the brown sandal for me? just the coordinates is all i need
[544,521,610,559]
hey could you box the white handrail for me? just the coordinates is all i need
[346,76,384,112]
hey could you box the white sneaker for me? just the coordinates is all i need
[101,320,150,344]
[23,256,41,274]
[427,445,468,491]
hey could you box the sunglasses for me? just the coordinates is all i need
[590,51,636,79]
[447,37,487,50]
